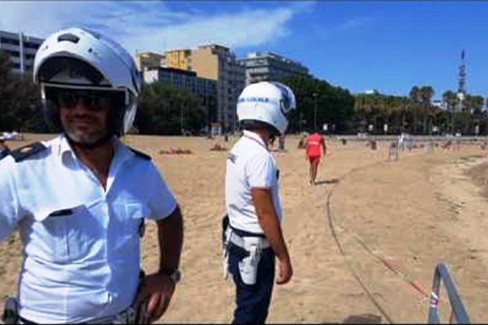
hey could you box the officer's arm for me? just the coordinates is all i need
[157,205,183,273]
[251,188,290,262]
[0,158,19,242]
[139,205,183,322]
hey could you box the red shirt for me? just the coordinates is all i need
[306,133,324,157]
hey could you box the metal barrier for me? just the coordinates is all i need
[427,263,470,324]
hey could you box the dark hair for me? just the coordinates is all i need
[240,119,280,136]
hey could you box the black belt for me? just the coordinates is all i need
[18,315,111,324]
[230,226,266,238]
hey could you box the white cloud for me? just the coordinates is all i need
[0,1,310,55]
[314,16,374,40]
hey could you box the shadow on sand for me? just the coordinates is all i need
[342,313,382,324]
[314,178,340,186]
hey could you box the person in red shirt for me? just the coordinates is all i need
[305,131,327,185]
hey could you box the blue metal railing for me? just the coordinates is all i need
[427,263,470,324]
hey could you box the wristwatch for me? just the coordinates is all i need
[162,269,181,284]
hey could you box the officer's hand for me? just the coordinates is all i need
[276,257,293,285]
[136,272,176,323]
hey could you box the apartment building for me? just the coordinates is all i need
[143,67,218,130]
[0,30,43,74]
[165,49,192,71]
[238,51,309,85]
[135,51,165,71]
[191,44,245,132]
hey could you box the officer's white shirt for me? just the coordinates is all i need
[225,130,282,234]
[0,135,177,323]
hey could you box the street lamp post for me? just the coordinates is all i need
[180,103,185,135]
[313,92,317,131]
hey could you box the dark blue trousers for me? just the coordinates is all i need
[228,245,275,324]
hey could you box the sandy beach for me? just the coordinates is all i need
[1,133,488,323]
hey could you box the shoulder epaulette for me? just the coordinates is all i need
[10,142,47,162]
[0,149,10,160]
[129,147,151,161]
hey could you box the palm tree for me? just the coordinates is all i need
[419,86,434,134]
[443,90,458,133]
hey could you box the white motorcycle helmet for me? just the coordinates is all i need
[33,27,141,137]
[237,81,296,135]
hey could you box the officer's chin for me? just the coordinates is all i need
[65,130,110,149]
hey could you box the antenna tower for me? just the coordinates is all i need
[457,50,466,111]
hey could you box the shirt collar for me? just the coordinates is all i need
[55,134,132,165]
[57,134,74,159]
[243,130,268,149]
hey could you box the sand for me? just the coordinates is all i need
[1,133,488,323]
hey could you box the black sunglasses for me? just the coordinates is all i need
[55,90,117,112]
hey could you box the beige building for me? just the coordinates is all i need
[191,44,245,132]
[165,49,192,71]
[135,51,165,71]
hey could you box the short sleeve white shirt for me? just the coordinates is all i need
[0,135,177,323]
[225,130,282,234]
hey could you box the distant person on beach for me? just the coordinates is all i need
[398,133,412,151]
[0,137,10,160]
[0,27,183,324]
[278,135,285,151]
[398,133,404,151]
[223,81,296,324]
[305,131,327,185]
[297,132,308,149]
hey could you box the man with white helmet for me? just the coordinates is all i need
[223,81,295,324]
[0,27,183,324]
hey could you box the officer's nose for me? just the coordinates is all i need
[72,96,92,112]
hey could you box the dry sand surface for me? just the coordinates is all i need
[1,134,488,323]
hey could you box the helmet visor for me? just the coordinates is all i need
[270,82,295,118]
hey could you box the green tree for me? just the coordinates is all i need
[283,75,355,134]
[136,81,206,135]
[0,50,44,132]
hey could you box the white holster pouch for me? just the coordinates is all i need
[222,227,230,280]
[225,229,270,285]
[238,239,261,285]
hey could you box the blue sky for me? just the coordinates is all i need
[0,1,486,99]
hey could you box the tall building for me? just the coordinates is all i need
[135,51,165,71]
[0,30,43,74]
[238,51,309,85]
[143,67,218,130]
[165,49,192,71]
[191,44,245,131]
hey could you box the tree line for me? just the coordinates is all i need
[1,49,487,136]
